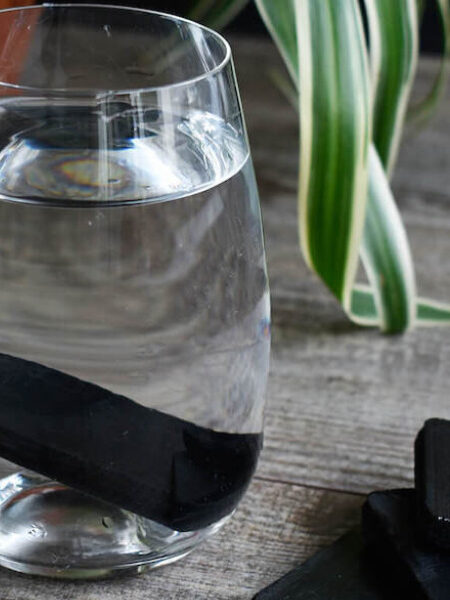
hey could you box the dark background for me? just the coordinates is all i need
[49,0,444,54]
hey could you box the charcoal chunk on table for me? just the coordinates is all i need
[363,488,450,600]
[253,528,403,600]
[415,418,450,550]
[0,353,261,532]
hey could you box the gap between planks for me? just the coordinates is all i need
[253,474,367,497]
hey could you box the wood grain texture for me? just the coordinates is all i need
[0,1,34,6]
[0,38,449,598]
[0,478,362,600]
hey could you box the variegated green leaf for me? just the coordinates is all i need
[417,299,450,324]
[255,0,298,85]
[416,0,426,21]
[358,147,416,332]
[189,0,215,21]
[253,0,450,330]
[359,0,449,329]
[364,0,418,176]
[295,0,371,313]
[189,0,250,30]
[352,286,450,326]
[350,285,378,326]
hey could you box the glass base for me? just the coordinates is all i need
[0,472,229,579]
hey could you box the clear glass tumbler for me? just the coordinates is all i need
[0,3,270,579]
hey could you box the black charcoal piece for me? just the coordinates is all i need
[415,418,450,550]
[0,353,261,532]
[363,488,450,600]
[253,528,403,600]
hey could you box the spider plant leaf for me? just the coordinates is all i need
[364,0,419,177]
[294,0,371,313]
[351,288,450,326]
[357,147,417,332]
[189,0,250,30]
[345,149,450,331]
[417,299,450,324]
[255,0,298,85]
[350,285,378,326]
[416,0,426,22]
[255,0,450,330]
[188,0,216,21]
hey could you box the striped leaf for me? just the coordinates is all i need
[364,0,418,176]
[351,288,450,326]
[358,147,416,332]
[357,0,450,330]
[416,0,426,20]
[295,0,371,313]
[350,285,378,326]
[253,0,450,330]
[417,299,450,324]
[255,0,298,85]
[351,0,419,331]
[189,0,250,30]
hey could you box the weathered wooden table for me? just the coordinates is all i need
[1,37,449,599]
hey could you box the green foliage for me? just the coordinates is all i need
[188,0,251,30]
[195,0,450,332]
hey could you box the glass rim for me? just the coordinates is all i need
[0,2,233,96]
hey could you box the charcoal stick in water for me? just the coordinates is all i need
[0,353,261,532]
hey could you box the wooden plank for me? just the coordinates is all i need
[0,479,362,599]
[0,1,34,7]
[260,327,450,494]
[0,2,40,92]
